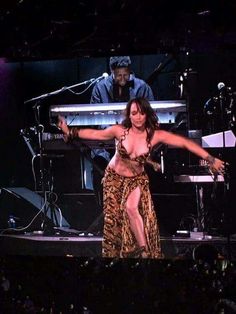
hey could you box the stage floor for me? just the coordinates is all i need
[1,232,236,260]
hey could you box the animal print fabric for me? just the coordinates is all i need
[102,167,162,258]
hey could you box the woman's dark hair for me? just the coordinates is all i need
[122,97,160,142]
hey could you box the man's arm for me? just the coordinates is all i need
[143,84,154,101]
[90,84,102,103]
[90,76,113,103]
[133,78,154,101]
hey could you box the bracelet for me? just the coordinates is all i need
[205,154,215,166]
[67,127,79,140]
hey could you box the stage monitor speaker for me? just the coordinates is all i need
[0,187,70,231]
[57,193,102,232]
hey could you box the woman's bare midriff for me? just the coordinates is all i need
[108,153,144,177]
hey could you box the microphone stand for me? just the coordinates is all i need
[219,90,226,149]
[152,118,187,176]
[218,91,232,260]
[33,101,50,234]
[24,78,97,105]
[223,165,231,260]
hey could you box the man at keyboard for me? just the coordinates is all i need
[90,56,154,103]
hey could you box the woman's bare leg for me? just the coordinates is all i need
[125,186,147,253]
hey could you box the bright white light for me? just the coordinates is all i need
[50,100,186,113]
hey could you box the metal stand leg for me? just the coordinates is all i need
[46,159,62,228]
[195,184,206,233]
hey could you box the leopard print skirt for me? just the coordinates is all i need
[102,167,162,258]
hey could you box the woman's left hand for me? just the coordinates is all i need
[209,157,226,175]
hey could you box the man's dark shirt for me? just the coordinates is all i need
[90,74,154,103]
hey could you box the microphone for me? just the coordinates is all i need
[217,82,225,91]
[91,72,109,83]
[97,72,109,81]
[217,82,232,93]
[78,73,109,84]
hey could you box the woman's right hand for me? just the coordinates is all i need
[57,115,70,142]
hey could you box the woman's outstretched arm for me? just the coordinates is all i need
[57,115,120,141]
[153,130,226,174]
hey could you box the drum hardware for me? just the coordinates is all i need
[203,83,236,134]
[202,83,235,258]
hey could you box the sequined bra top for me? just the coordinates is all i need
[117,129,160,171]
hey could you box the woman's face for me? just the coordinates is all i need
[129,102,146,129]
